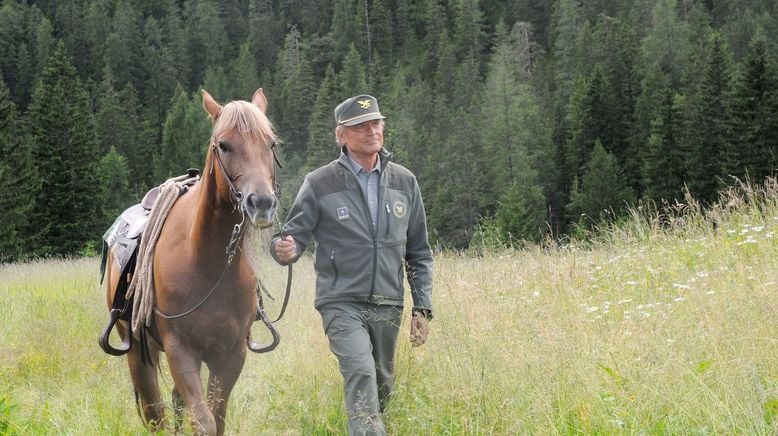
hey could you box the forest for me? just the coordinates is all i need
[0,0,776,261]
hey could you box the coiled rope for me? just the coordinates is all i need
[127,173,199,335]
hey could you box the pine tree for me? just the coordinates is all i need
[230,41,260,100]
[453,0,486,63]
[0,73,36,261]
[25,42,102,256]
[103,0,144,93]
[142,16,178,151]
[495,180,548,244]
[642,84,687,203]
[567,141,635,224]
[155,88,211,180]
[304,65,338,174]
[565,67,610,188]
[724,38,778,183]
[98,147,132,230]
[331,0,360,64]
[0,1,26,100]
[83,0,110,81]
[95,70,149,192]
[184,0,229,90]
[481,21,550,212]
[273,26,316,166]
[247,0,283,76]
[339,44,368,97]
[164,0,190,88]
[686,31,732,202]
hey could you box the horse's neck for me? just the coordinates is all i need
[189,170,242,258]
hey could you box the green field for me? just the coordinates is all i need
[1,181,777,435]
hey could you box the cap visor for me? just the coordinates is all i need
[340,112,386,126]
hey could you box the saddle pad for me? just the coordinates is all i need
[100,203,149,282]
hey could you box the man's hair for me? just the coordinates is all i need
[334,120,385,146]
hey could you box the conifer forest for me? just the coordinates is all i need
[0,0,777,261]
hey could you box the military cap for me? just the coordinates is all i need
[334,94,386,126]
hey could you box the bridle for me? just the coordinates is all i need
[210,139,283,263]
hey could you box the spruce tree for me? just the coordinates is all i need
[95,70,149,192]
[687,32,732,203]
[724,38,778,183]
[273,26,316,166]
[230,41,261,100]
[642,85,688,203]
[304,65,339,174]
[103,0,144,93]
[567,141,635,224]
[339,44,368,97]
[142,16,178,152]
[98,147,132,230]
[155,88,211,181]
[25,42,102,256]
[0,73,36,262]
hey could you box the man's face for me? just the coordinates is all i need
[339,119,384,160]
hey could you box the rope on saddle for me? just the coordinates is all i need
[127,173,198,335]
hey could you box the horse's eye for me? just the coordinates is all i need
[218,141,231,152]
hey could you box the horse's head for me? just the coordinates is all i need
[203,89,279,227]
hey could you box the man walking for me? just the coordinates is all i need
[271,94,434,435]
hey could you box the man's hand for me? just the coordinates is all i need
[274,236,297,263]
[410,312,429,347]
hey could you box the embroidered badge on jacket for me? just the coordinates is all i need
[337,207,351,220]
[393,201,407,218]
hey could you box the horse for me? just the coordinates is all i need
[103,89,279,435]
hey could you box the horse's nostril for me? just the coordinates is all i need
[247,193,275,212]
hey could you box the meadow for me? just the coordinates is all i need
[1,179,776,435]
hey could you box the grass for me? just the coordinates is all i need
[1,178,776,434]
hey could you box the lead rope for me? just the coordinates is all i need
[128,173,199,334]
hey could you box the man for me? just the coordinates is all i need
[271,94,434,435]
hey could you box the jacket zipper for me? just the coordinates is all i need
[384,202,391,238]
[329,249,338,288]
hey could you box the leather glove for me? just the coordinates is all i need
[410,312,430,347]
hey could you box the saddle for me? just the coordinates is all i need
[98,170,198,358]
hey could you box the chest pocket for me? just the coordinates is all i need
[382,189,411,243]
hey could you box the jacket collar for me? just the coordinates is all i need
[338,147,393,173]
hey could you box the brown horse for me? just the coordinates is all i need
[104,89,278,435]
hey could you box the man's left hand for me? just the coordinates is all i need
[410,312,429,347]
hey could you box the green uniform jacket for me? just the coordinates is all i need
[279,149,433,314]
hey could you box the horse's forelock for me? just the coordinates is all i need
[211,100,276,146]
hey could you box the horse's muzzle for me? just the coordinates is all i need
[244,192,277,226]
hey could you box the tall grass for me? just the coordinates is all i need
[1,178,776,434]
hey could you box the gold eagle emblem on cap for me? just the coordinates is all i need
[357,99,372,109]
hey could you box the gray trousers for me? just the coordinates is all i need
[319,302,403,436]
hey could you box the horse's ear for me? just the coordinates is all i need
[252,88,268,113]
[202,89,222,120]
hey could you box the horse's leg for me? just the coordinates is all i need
[118,323,165,430]
[167,346,216,435]
[207,345,248,436]
[172,387,185,432]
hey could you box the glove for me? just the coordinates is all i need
[410,312,430,347]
